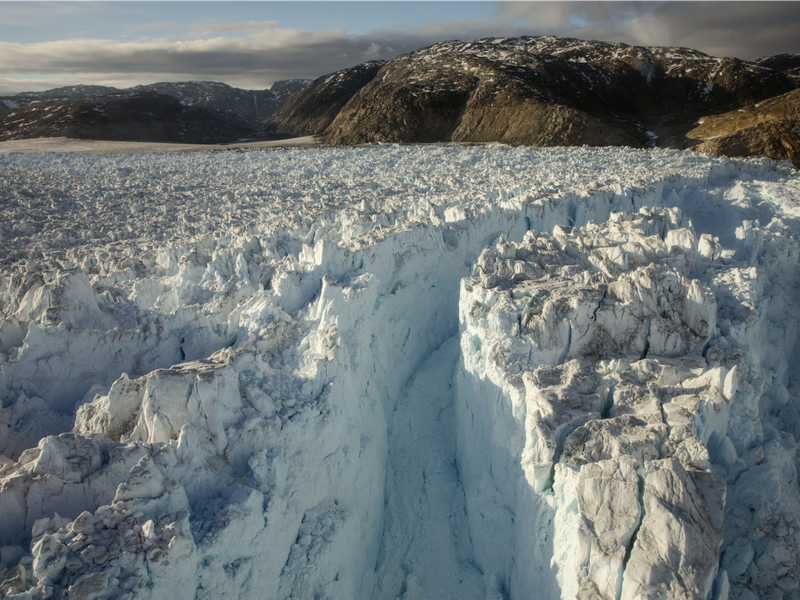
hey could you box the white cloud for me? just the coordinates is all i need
[362,42,382,61]
[1,3,798,95]
[0,15,440,93]
[0,28,371,91]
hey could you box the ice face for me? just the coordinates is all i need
[0,145,798,600]
[456,205,800,599]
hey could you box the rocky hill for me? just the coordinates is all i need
[270,79,314,99]
[267,61,386,137]
[753,53,800,86]
[687,88,800,166]
[4,85,120,104]
[0,80,312,137]
[322,36,796,151]
[132,80,312,125]
[0,92,251,144]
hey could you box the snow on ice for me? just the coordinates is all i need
[0,144,799,600]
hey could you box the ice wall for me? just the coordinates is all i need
[456,204,800,599]
[0,145,798,599]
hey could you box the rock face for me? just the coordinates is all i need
[0,92,253,144]
[322,36,795,149]
[133,80,312,125]
[268,61,385,137]
[753,54,800,86]
[688,89,800,166]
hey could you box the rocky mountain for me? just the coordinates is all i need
[322,36,796,151]
[267,61,386,137]
[269,79,315,99]
[0,92,251,144]
[753,53,800,85]
[1,36,797,160]
[687,88,800,166]
[0,80,312,138]
[132,80,312,125]
[4,85,120,104]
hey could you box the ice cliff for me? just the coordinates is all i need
[0,145,799,600]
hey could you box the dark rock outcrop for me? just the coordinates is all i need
[687,89,800,166]
[0,92,251,144]
[268,61,386,137]
[752,54,800,86]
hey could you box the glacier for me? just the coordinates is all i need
[0,144,798,600]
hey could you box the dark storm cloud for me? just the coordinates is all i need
[652,2,800,58]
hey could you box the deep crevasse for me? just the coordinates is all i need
[372,335,483,600]
[0,145,798,600]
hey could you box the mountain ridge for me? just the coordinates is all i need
[0,79,312,128]
[0,92,253,144]
[0,35,797,163]
[322,36,796,154]
[267,61,386,137]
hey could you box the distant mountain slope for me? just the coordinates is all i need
[1,36,797,160]
[268,61,386,136]
[0,92,250,144]
[753,54,800,86]
[8,85,120,102]
[0,80,312,128]
[687,88,800,166]
[133,80,312,124]
[270,79,315,99]
[322,36,795,148]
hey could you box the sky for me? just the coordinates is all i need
[1,1,799,95]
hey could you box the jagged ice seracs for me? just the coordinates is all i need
[0,144,799,600]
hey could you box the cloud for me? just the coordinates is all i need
[652,1,800,58]
[0,16,446,93]
[0,28,377,91]
[1,3,798,95]
[491,1,800,58]
[124,22,181,35]
[1,2,92,26]
[184,20,282,37]
[361,42,383,61]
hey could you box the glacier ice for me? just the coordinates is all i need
[0,144,798,599]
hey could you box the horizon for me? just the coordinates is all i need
[1,1,800,96]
